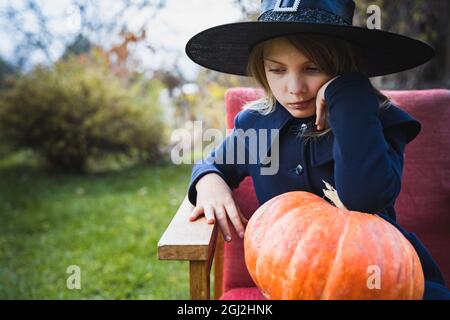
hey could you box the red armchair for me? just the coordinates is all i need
[158,88,450,300]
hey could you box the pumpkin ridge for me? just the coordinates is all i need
[382,218,407,299]
[285,207,343,299]
[375,215,420,299]
[284,211,327,299]
[365,215,387,299]
[393,223,423,299]
[319,212,352,299]
[253,205,321,297]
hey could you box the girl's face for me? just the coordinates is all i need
[263,37,333,118]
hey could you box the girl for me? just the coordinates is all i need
[184,0,450,299]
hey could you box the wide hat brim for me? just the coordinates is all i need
[185,22,434,77]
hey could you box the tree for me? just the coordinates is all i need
[354,0,449,88]
[0,56,16,87]
[61,34,92,59]
[0,0,166,71]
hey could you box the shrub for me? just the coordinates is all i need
[0,57,168,172]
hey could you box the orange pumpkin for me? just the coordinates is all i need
[244,185,424,300]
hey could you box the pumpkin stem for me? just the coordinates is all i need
[322,180,347,210]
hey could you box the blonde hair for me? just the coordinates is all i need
[244,34,390,141]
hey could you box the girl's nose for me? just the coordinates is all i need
[287,75,307,95]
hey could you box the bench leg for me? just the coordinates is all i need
[190,261,210,299]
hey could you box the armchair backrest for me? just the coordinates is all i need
[222,88,450,293]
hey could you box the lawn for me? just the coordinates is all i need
[0,151,195,299]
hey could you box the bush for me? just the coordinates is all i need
[0,57,168,173]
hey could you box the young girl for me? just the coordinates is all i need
[184,0,450,300]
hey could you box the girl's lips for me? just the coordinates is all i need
[288,98,315,109]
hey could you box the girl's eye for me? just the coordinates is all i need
[268,69,285,74]
[268,67,320,73]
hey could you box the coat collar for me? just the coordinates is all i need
[258,101,333,167]
[259,100,293,131]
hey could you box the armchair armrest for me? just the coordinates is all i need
[157,194,224,299]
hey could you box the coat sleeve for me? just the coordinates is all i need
[324,72,421,213]
[187,111,250,206]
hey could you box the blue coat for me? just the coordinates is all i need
[187,72,448,298]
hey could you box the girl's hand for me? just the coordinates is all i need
[189,173,248,242]
[315,76,340,131]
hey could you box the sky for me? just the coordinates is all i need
[139,0,245,79]
[0,0,250,80]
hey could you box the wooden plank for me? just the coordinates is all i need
[158,194,217,261]
[190,235,216,300]
[190,261,210,300]
[214,233,224,300]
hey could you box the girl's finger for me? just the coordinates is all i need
[315,102,323,129]
[224,201,246,239]
[189,205,204,221]
[318,101,328,130]
[315,98,323,125]
[214,205,232,242]
[203,205,215,224]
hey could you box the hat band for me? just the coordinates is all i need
[258,8,350,26]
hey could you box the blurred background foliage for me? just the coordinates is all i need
[0,52,167,173]
[353,0,450,88]
[0,0,448,299]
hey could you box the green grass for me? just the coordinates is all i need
[0,151,195,299]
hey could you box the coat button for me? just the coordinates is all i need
[300,123,307,132]
[295,164,304,175]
